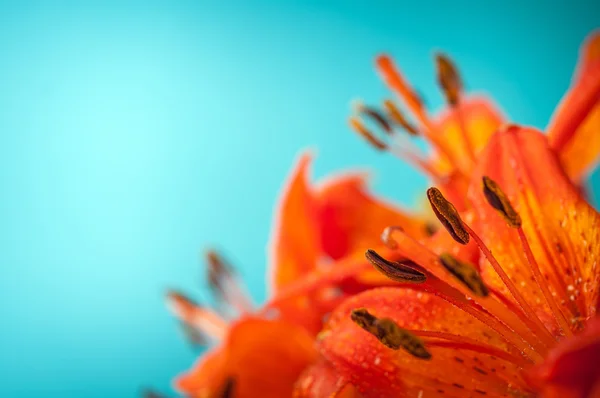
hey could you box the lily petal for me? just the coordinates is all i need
[548,31,600,181]
[320,288,527,398]
[433,97,505,175]
[467,126,600,333]
[269,152,321,292]
[176,317,318,398]
[316,172,427,260]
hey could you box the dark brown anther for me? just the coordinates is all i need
[180,321,207,348]
[439,253,489,297]
[206,249,234,298]
[350,308,379,335]
[482,176,522,228]
[218,377,236,398]
[358,104,393,135]
[349,117,387,151]
[424,222,438,237]
[426,187,470,244]
[383,99,419,136]
[365,249,426,283]
[167,289,198,307]
[435,53,463,107]
[141,389,166,398]
[351,308,432,359]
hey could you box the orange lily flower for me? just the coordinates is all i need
[154,30,600,398]
[316,125,599,398]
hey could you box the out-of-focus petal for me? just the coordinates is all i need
[432,97,505,175]
[176,317,318,398]
[526,316,600,398]
[316,173,427,260]
[548,31,600,181]
[269,152,321,291]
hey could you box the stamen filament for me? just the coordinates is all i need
[389,146,443,180]
[517,228,573,337]
[435,53,476,163]
[375,55,468,175]
[206,250,254,315]
[415,331,529,368]
[502,130,578,336]
[382,228,545,360]
[166,292,229,340]
[455,105,477,162]
[422,279,541,363]
[461,223,556,346]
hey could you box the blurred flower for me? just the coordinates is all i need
[158,31,600,397]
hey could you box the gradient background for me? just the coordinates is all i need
[1,1,599,397]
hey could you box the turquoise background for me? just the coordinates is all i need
[1,1,598,396]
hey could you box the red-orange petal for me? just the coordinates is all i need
[316,172,427,260]
[175,317,318,398]
[320,288,527,398]
[467,126,600,333]
[269,152,321,292]
[548,31,600,182]
[526,316,600,398]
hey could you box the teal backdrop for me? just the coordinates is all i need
[1,1,599,396]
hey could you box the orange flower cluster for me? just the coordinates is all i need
[158,31,600,398]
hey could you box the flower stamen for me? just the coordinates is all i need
[166,290,229,341]
[517,228,573,337]
[218,377,236,398]
[349,116,387,151]
[480,176,573,338]
[383,99,420,136]
[415,331,529,368]
[439,253,489,297]
[375,55,467,174]
[427,185,555,347]
[206,250,254,314]
[435,53,476,162]
[365,249,427,283]
[426,187,470,244]
[351,308,432,359]
[379,229,545,361]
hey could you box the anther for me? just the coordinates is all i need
[206,249,254,314]
[180,321,207,348]
[207,249,233,296]
[439,253,489,297]
[351,308,432,359]
[383,99,419,136]
[141,389,166,398]
[166,289,198,308]
[482,176,522,228]
[435,53,463,107]
[365,249,427,283]
[218,377,236,398]
[426,187,470,244]
[355,102,393,135]
[349,117,387,151]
